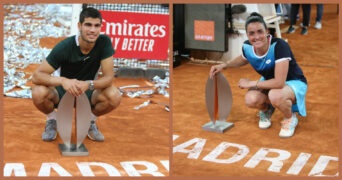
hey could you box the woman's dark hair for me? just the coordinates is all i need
[245,12,267,30]
[79,7,102,24]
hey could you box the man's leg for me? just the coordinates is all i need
[301,4,311,27]
[316,4,323,22]
[87,85,121,141]
[91,85,122,116]
[287,4,300,33]
[314,4,323,29]
[32,85,60,141]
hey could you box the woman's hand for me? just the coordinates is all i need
[238,78,258,89]
[209,63,226,79]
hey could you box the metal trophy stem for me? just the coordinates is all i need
[202,72,234,133]
[56,92,92,156]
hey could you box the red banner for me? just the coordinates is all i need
[100,11,169,60]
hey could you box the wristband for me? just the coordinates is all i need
[255,80,259,90]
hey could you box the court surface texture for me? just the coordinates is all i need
[3,70,170,177]
[172,4,339,177]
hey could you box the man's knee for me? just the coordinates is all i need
[97,86,121,110]
[108,87,121,109]
[32,85,50,102]
[32,85,57,114]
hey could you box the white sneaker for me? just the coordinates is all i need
[314,22,322,29]
[279,113,298,138]
[258,105,275,129]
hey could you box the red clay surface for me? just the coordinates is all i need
[172,4,339,177]
[3,65,170,176]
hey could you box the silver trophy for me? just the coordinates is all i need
[202,72,234,133]
[56,92,92,156]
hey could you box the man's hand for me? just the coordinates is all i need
[61,78,88,97]
[76,80,91,94]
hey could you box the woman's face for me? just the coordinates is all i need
[246,22,268,50]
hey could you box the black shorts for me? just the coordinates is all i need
[54,86,93,108]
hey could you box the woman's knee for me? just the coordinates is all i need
[245,91,263,108]
[268,87,295,107]
[268,89,284,107]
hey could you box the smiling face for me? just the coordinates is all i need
[78,17,102,44]
[246,22,269,52]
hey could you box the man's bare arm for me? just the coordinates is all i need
[92,56,114,89]
[32,60,84,96]
[31,60,66,87]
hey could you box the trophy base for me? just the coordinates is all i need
[59,143,89,156]
[202,121,234,133]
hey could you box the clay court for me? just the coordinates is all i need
[2,5,170,177]
[172,4,339,177]
[3,73,170,176]
[1,3,340,178]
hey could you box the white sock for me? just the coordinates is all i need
[47,110,57,121]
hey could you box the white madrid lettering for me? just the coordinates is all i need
[3,160,168,177]
[173,135,338,176]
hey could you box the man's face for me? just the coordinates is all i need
[78,17,102,44]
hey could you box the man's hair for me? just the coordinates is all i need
[79,7,102,23]
[245,12,267,30]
